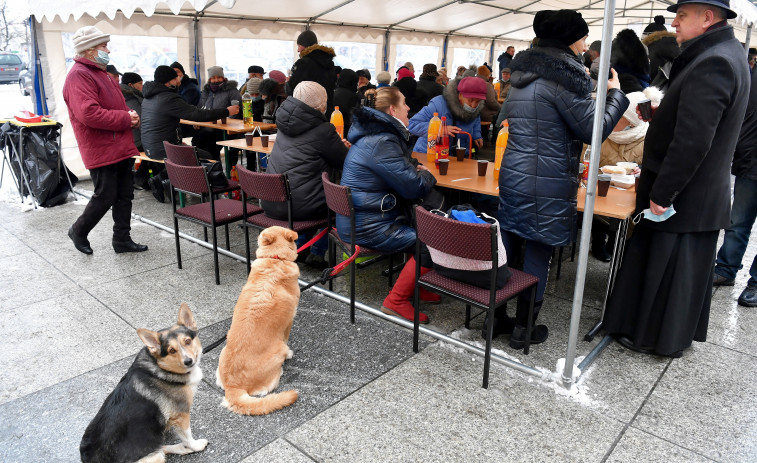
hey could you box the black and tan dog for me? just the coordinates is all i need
[80,303,207,463]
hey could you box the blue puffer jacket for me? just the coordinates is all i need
[499,45,629,246]
[337,107,437,252]
[408,77,483,153]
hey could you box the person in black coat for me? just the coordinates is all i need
[286,30,337,117]
[497,46,514,75]
[393,67,428,119]
[171,61,200,107]
[642,18,681,89]
[333,69,360,135]
[120,73,144,152]
[416,63,444,103]
[263,81,350,267]
[611,29,651,93]
[712,62,757,305]
[355,69,376,102]
[604,0,750,357]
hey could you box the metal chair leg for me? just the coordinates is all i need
[244,224,251,275]
[350,257,356,324]
[212,225,220,285]
[524,286,536,355]
[465,304,471,329]
[225,224,230,250]
[174,216,182,269]
[483,305,495,388]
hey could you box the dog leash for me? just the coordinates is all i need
[202,227,361,354]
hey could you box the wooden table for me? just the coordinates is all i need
[217,138,275,172]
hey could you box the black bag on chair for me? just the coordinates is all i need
[200,161,229,188]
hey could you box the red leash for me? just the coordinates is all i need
[296,226,361,278]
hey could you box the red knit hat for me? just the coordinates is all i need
[457,77,487,100]
[397,67,415,80]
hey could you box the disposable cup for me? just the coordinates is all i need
[477,160,488,176]
[456,148,466,161]
[638,99,653,121]
[245,133,253,146]
[261,135,269,147]
[438,159,450,175]
[220,117,227,124]
[597,174,611,197]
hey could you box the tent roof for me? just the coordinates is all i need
[25,0,757,42]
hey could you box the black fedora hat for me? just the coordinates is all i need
[666,0,737,19]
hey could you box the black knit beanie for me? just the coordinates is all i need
[170,61,185,75]
[259,78,279,97]
[533,10,589,47]
[154,65,178,84]
[643,16,668,34]
[297,30,318,48]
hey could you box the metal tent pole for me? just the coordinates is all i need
[745,23,753,55]
[562,0,617,388]
[442,34,449,68]
[28,16,48,116]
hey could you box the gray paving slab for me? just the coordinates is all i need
[606,427,717,463]
[0,250,79,311]
[633,342,757,463]
[0,290,139,405]
[0,225,30,259]
[239,439,314,463]
[286,343,625,462]
[706,286,757,357]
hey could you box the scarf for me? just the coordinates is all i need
[608,121,648,144]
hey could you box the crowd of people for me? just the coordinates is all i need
[64,0,755,358]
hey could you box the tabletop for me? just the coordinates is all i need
[180,118,276,133]
[411,152,637,220]
[216,137,275,154]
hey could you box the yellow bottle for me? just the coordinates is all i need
[427,112,441,162]
[242,91,253,126]
[331,106,344,138]
[494,121,509,181]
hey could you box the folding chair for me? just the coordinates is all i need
[163,141,241,197]
[321,172,398,323]
[164,159,245,285]
[237,166,329,273]
[413,206,539,388]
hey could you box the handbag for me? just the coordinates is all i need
[427,204,511,289]
[199,161,229,189]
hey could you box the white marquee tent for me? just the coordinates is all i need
[20,0,757,386]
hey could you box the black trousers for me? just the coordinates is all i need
[72,158,135,241]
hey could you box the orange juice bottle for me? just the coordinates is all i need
[494,121,508,181]
[331,106,344,138]
[427,112,440,162]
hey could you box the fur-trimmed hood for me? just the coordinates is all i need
[611,29,650,75]
[299,44,336,70]
[201,79,239,93]
[509,47,592,97]
[119,83,143,103]
[642,30,678,47]
[443,77,484,122]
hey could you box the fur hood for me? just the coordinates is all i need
[201,79,239,93]
[611,29,651,75]
[443,77,484,122]
[120,83,143,103]
[299,44,336,70]
[642,30,679,47]
[509,47,592,97]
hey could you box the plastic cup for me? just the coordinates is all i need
[456,147,466,161]
[635,174,640,190]
[220,117,227,124]
[638,99,652,121]
[260,135,269,147]
[438,159,450,175]
[231,99,239,106]
[597,174,611,197]
[477,160,488,176]
[245,133,253,146]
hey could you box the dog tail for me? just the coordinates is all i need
[222,387,298,415]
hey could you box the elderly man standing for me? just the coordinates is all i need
[287,30,337,116]
[604,0,750,357]
[63,26,147,255]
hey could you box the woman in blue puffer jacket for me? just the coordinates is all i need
[495,9,629,350]
[338,87,438,324]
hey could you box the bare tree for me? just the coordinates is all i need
[0,1,28,52]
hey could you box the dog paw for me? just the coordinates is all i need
[188,439,208,452]
[287,348,294,359]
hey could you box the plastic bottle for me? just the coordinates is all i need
[331,106,344,138]
[230,165,240,200]
[242,91,253,126]
[426,112,441,162]
[436,116,449,160]
[494,120,509,181]
[582,145,592,183]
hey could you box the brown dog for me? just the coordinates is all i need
[216,226,300,415]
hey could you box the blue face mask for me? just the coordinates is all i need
[252,95,262,102]
[463,103,477,114]
[94,50,110,66]
[633,205,676,224]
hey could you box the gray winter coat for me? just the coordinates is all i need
[198,80,242,117]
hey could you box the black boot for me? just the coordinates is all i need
[68,226,93,255]
[148,176,164,203]
[509,299,548,350]
[113,238,148,253]
[481,306,516,339]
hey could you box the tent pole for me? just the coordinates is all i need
[562,0,617,388]
[489,39,495,69]
[383,29,390,72]
[745,23,753,55]
[193,15,202,86]
[28,15,48,116]
[442,34,449,68]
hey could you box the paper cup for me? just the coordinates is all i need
[438,159,450,175]
[477,160,488,176]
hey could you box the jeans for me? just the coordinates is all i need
[72,158,134,241]
[296,228,328,257]
[715,176,757,285]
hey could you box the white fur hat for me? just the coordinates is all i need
[294,81,327,114]
[623,87,664,127]
[72,26,110,54]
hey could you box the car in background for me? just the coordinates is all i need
[19,69,33,96]
[0,53,26,85]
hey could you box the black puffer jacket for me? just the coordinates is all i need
[333,69,360,135]
[733,67,757,180]
[287,44,337,116]
[140,81,228,159]
[499,45,629,246]
[198,80,242,117]
[262,97,348,221]
[393,77,428,118]
[611,29,651,93]
[120,83,143,151]
[178,75,201,106]
[416,75,444,102]
[642,31,681,85]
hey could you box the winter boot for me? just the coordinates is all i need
[381,256,429,324]
[509,298,548,350]
[481,305,516,340]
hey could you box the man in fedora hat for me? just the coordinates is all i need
[603,0,750,357]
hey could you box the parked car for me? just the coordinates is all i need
[0,53,25,85]
[19,69,32,96]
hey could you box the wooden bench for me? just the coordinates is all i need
[133,152,164,164]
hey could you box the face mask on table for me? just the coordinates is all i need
[633,205,676,224]
[94,50,110,66]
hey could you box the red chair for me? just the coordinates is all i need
[413,206,539,388]
[163,141,241,197]
[164,159,245,285]
[237,166,329,273]
[321,172,398,323]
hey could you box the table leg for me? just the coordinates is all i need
[222,130,231,178]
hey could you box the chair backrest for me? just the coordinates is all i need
[321,172,353,217]
[163,141,199,166]
[415,206,495,261]
[237,165,289,203]
[164,159,210,195]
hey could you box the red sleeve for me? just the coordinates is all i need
[67,70,132,131]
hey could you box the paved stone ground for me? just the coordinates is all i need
[1,178,756,463]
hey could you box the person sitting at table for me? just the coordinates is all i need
[171,61,200,107]
[339,87,438,324]
[246,77,265,122]
[239,64,264,93]
[333,69,359,135]
[356,69,376,102]
[262,81,350,268]
[376,71,391,88]
[260,77,287,124]
[140,65,239,202]
[476,65,501,144]
[591,87,663,262]
[496,9,628,349]
[193,66,243,164]
[407,76,486,157]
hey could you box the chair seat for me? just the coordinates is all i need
[419,268,539,306]
[212,179,241,195]
[246,214,329,233]
[328,229,385,256]
[176,198,245,225]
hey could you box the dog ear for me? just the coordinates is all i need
[285,229,298,243]
[177,303,197,330]
[258,230,273,247]
[137,328,161,356]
